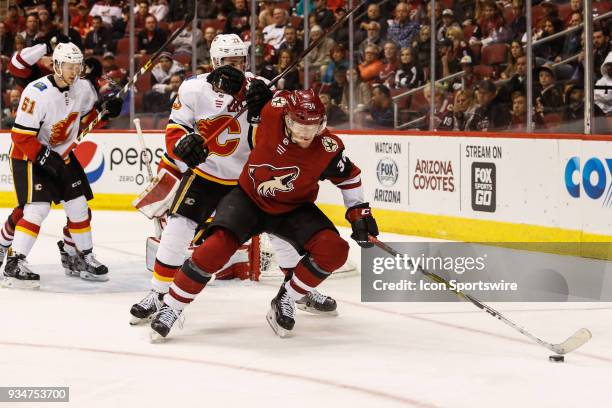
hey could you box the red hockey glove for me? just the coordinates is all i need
[345,203,379,248]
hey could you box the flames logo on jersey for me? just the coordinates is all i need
[196,115,241,157]
[49,112,79,146]
[248,164,300,197]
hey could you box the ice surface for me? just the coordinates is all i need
[0,210,611,408]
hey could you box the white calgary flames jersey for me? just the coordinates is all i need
[11,75,98,159]
[168,72,265,184]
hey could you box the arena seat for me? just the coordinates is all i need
[481,43,508,66]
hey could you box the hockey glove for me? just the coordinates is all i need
[96,96,123,120]
[35,145,65,178]
[42,30,71,54]
[173,132,209,168]
[246,79,273,123]
[207,65,245,96]
[345,203,379,248]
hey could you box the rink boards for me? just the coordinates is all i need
[0,130,611,257]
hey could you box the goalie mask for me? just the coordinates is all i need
[210,34,249,71]
[284,90,327,147]
[53,42,83,85]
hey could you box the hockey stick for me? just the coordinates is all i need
[133,118,162,234]
[369,237,592,355]
[76,0,196,144]
[201,1,366,146]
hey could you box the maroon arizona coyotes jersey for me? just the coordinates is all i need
[239,94,361,214]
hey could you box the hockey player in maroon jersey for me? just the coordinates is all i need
[150,87,379,340]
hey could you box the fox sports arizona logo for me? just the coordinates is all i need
[74,141,105,184]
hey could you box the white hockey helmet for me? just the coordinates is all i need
[210,34,249,70]
[53,42,83,78]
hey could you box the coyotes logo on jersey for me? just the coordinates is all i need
[49,112,79,146]
[248,164,300,197]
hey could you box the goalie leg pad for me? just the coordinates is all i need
[133,168,180,219]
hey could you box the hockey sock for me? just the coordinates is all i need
[285,256,331,301]
[151,259,179,294]
[166,259,213,311]
[12,203,50,257]
[0,206,24,247]
[64,197,93,252]
[62,225,77,256]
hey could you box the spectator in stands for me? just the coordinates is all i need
[4,5,25,35]
[37,8,55,36]
[395,47,425,89]
[437,9,460,41]
[198,26,216,66]
[421,82,451,130]
[138,15,168,55]
[278,25,303,61]
[367,84,394,128]
[358,21,383,63]
[1,89,22,129]
[507,92,528,130]
[501,40,524,79]
[387,2,420,49]
[225,0,250,36]
[423,2,443,29]
[563,82,586,124]
[0,22,15,57]
[358,44,384,85]
[72,3,93,38]
[258,0,277,28]
[533,17,564,63]
[196,0,221,20]
[13,34,26,55]
[467,79,511,130]
[173,22,203,56]
[167,0,190,22]
[144,73,183,113]
[19,13,42,47]
[500,55,527,102]
[321,44,348,85]
[328,66,348,105]
[102,52,119,74]
[438,38,461,78]
[357,3,388,44]
[438,89,474,130]
[594,52,612,116]
[263,8,288,50]
[332,7,350,49]
[558,12,582,62]
[319,92,348,127]
[90,0,123,26]
[151,52,185,87]
[84,15,113,56]
[534,65,562,118]
[413,25,432,68]
[343,68,372,111]
[150,0,169,23]
[261,49,300,90]
[446,26,471,63]
[380,41,399,87]
[314,0,334,30]
[255,27,277,65]
[135,1,150,30]
[305,25,335,77]
[593,26,611,81]
[471,0,509,47]
[565,0,583,26]
[509,0,526,41]
[451,55,478,93]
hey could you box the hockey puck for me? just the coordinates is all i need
[549,355,565,363]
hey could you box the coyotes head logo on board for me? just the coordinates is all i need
[248,164,300,197]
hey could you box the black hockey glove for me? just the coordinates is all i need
[35,145,65,178]
[173,132,209,168]
[96,96,123,120]
[207,65,245,96]
[246,79,273,123]
[345,203,379,248]
[42,30,71,54]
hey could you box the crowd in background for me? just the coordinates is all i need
[0,0,611,132]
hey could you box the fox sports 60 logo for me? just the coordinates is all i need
[74,141,105,184]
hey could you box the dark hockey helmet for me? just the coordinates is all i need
[284,89,327,142]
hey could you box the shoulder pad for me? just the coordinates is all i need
[33,82,47,91]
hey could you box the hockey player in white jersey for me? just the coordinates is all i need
[129,34,337,324]
[3,43,121,289]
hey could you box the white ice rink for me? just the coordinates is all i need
[1,209,611,408]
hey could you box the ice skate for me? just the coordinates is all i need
[296,289,338,316]
[73,250,109,282]
[150,303,183,342]
[0,244,8,269]
[130,290,164,325]
[266,285,295,338]
[57,241,80,277]
[2,253,40,289]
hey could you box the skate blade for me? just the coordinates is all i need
[129,315,152,326]
[149,329,167,343]
[79,271,109,282]
[296,303,339,316]
[1,277,40,290]
[266,308,291,338]
[65,269,80,277]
